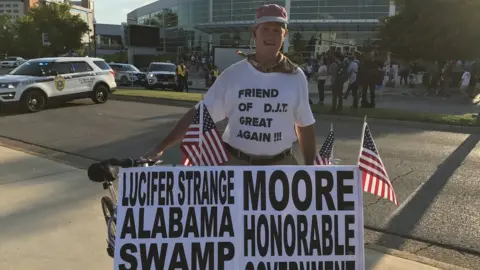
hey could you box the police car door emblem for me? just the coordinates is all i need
[54,75,66,91]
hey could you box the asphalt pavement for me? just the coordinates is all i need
[0,99,479,269]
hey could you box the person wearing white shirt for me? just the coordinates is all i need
[316,59,328,105]
[144,4,316,166]
[459,69,471,98]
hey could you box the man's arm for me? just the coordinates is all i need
[295,124,316,165]
[144,108,196,159]
[145,68,229,158]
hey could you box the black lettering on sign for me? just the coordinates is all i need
[177,170,235,206]
[243,260,355,270]
[120,206,234,239]
[239,116,273,128]
[273,132,282,142]
[121,171,175,207]
[337,170,355,211]
[118,242,235,270]
[238,88,279,98]
[246,170,355,211]
[238,102,253,112]
[264,103,288,113]
[244,214,354,257]
[237,130,271,142]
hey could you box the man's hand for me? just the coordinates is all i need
[145,150,164,160]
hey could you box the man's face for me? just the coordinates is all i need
[254,22,287,55]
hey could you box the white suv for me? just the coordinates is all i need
[0,57,117,113]
[1,57,26,68]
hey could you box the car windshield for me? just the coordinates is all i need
[7,57,19,61]
[113,64,140,72]
[9,61,52,76]
[149,63,176,72]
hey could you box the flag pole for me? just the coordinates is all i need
[357,115,367,162]
[330,123,334,164]
[199,101,205,166]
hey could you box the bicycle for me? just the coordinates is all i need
[87,157,163,258]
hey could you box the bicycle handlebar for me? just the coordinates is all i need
[87,157,162,183]
[101,158,159,168]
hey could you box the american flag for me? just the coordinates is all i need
[180,102,229,166]
[315,130,335,165]
[358,123,398,205]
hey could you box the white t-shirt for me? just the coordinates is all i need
[202,59,316,156]
[461,71,471,87]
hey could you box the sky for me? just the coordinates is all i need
[94,0,156,24]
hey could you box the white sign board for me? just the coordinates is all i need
[114,166,365,270]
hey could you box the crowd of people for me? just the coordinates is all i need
[305,50,389,111]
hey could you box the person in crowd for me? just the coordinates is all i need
[343,52,360,107]
[211,65,219,84]
[459,68,471,99]
[329,52,347,111]
[144,4,316,166]
[358,51,378,108]
[316,58,328,105]
[176,60,188,92]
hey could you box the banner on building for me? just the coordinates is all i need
[114,166,365,270]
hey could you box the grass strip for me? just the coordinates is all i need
[113,89,479,126]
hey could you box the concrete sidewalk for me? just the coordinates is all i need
[0,145,467,270]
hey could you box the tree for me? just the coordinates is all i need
[378,0,480,61]
[15,3,90,57]
[0,14,16,56]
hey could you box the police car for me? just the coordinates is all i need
[109,63,146,86]
[0,57,117,113]
[145,62,178,90]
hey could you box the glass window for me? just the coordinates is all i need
[72,62,94,72]
[52,62,74,74]
[148,63,176,72]
[9,61,53,77]
[93,60,112,70]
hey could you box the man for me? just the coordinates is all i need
[329,52,345,111]
[176,60,188,92]
[459,68,471,99]
[358,51,378,108]
[211,65,219,84]
[144,4,316,166]
[343,52,360,107]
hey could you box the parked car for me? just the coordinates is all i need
[109,63,146,86]
[0,57,116,113]
[1,57,26,68]
[145,62,178,90]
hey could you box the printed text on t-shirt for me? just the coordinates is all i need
[236,88,288,143]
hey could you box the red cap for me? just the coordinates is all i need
[255,4,288,25]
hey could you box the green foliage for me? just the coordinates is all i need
[103,52,128,63]
[0,14,16,56]
[0,3,90,58]
[379,0,480,61]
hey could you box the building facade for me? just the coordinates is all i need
[127,0,395,58]
[0,0,25,20]
[94,23,125,56]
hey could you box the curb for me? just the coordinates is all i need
[366,244,470,270]
[111,94,480,134]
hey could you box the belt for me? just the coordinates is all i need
[225,144,291,166]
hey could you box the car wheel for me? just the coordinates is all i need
[91,84,109,104]
[22,90,47,113]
